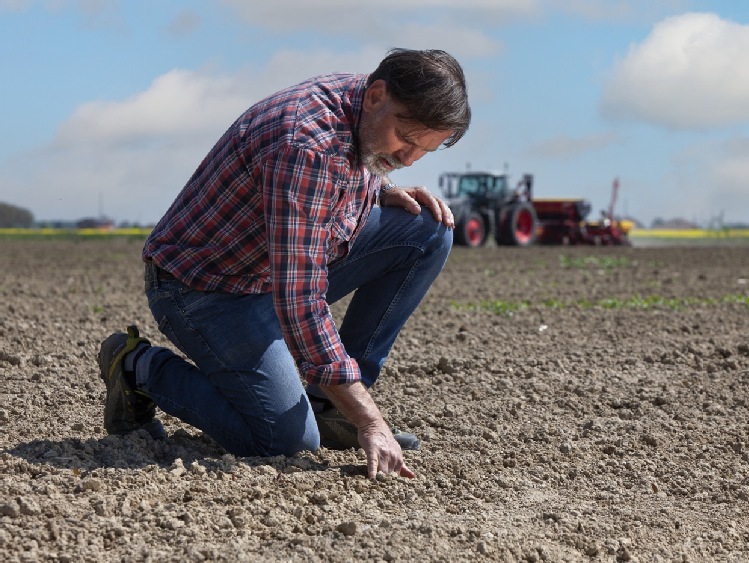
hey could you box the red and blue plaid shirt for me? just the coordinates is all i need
[144,73,380,386]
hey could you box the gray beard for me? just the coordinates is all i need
[361,152,404,177]
[358,101,404,176]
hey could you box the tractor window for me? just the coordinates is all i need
[457,176,481,196]
[457,175,509,197]
[443,173,511,198]
[491,176,508,197]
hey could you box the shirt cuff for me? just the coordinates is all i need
[301,357,362,386]
[377,183,397,206]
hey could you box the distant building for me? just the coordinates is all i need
[76,217,115,230]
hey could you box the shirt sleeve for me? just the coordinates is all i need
[262,144,361,386]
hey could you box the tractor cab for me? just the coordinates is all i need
[440,172,512,204]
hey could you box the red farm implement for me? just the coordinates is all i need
[533,178,631,246]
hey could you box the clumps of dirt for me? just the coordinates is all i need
[2,240,748,562]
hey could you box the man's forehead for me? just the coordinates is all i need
[387,99,453,147]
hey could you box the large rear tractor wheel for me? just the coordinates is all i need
[455,212,487,247]
[497,203,537,246]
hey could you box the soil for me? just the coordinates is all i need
[1,238,748,562]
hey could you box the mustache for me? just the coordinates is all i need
[380,154,404,170]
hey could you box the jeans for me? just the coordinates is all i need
[138,206,452,457]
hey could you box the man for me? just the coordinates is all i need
[98,48,471,479]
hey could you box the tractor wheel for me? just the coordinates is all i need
[497,202,537,246]
[455,212,487,247]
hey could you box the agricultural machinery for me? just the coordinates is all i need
[440,171,538,247]
[441,171,631,247]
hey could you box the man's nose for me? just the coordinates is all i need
[397,146,423,167]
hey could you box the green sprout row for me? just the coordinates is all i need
[451,294,749,316]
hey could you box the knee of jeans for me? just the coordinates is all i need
[419,209,453,257]
[268,400,321,456]
[270,425,320,456]
[223,424,319,457]
[440,223,454,252]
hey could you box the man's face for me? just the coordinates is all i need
[359,81,453,177]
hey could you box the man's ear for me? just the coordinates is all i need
[363,79,388,112]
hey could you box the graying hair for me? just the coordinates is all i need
[367,48,471,148]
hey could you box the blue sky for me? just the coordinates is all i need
[1,0,748,227]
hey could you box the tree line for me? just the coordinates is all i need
[0,202,33,228]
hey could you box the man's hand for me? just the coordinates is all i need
[358,419,415,479]
[320,381,414,479]
[380,185,455,229]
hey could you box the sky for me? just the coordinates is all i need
[1,0,748,227]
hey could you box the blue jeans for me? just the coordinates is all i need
[138,207,452,456]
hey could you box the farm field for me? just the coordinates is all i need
[1,239,749,562]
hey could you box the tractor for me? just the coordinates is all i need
[440,171,538,247]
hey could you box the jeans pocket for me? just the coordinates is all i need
[175,285,222,315]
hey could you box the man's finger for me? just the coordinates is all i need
[367,453,379,479]
[406,198,422,215]
[428,196,444,223]
[440,199,454,227]
[399,463,415,478]
[414,191,442,222]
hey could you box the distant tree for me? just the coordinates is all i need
[0,202,34,227]
[651,217,665,228]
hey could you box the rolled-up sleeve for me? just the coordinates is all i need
[262,144,361,386]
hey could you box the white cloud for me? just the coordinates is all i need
[1,47,401,223]
[546,0,691,23]
[222,0,538,28]
[219,0,526,57]
[55,69,252,146]
[2,67,259,223]
[0,0,109,11]
[254,47,385,85]
[390,22,501,57]
[53,44,418,151]
[0,0,29,9]
[601,12,749,129]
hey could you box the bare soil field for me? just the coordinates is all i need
[1,238,748,562]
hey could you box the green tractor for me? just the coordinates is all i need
[440,171,538,247]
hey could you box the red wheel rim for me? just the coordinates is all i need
[466,218,483,246]
[514,210,533,244]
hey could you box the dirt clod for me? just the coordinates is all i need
[2,240,749,562]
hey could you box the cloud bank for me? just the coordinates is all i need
[601,12,749,129]
[3,48,391,224]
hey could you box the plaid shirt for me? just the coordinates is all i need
[143,73,380,386]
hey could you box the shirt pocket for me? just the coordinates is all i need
[328,189,358,243]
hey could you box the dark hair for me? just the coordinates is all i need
[367,48,471,148]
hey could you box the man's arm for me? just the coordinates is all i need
[320,381,414,479]
[263,147,360,384]
[263,149,411,479]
